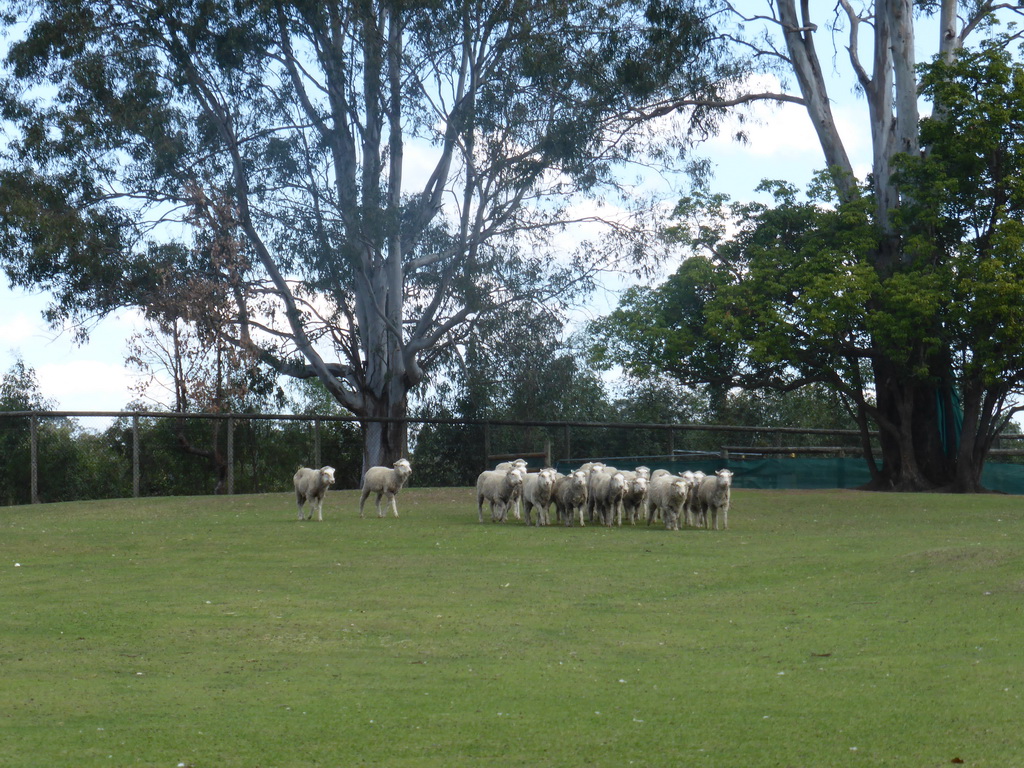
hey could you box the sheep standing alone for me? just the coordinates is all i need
[477,468,525,523]
[293,466,336,522]
[522,468,557,526]
[697,469,733,530]
[359,458,413,518]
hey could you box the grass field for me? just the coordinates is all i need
[3,487,1023,767]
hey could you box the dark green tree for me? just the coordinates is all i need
[710,2,1024,491]
[593,44,1024,492]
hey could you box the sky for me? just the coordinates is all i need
[0,32,878,415]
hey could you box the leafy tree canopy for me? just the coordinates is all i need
[0,0,745,469]
[591,42,1024,490]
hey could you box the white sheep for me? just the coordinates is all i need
[554,470,589,527]
[590,470,627,526]
[680,470,698,526]
[495,459,529,520]
[689,471,707,526]
[522,468,557,526]
[293,466,336,522]
[585,463,612,523]
[476,468,524,523]
[648,473,692,531]
[621,473,649,525]
[697,469,733,530]
[359,458,413,518]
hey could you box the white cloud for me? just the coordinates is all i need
[701,73,873,199]
[0,313,39,347]
[35,359,137,412]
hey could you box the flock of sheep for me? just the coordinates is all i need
[291,457,733,531]
[477,459,733,530]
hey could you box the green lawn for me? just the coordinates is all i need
[3,488,1023,767]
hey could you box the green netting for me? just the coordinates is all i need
[555,457,1024,494]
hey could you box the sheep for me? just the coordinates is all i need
[476,467,524,523]
[621,473,649,525]
[648,473,692,531]
[553,470,589,527]
[689,471,707,526]
[585,464,613,523]
[590,470,627,526]
[495,459,529,520]
[650,468,671,480]
[293,465,336,521]
[522,468,557,526]
[679,470,698,526]
[359,458,413,518]
[697,469,734,530]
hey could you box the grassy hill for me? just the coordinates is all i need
[3,488,1023,767]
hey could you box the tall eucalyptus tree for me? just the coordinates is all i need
[711,1,1024,490]
[0,0,742,471]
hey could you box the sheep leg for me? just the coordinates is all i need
[388,492,400,518]
[376,492,385,518]
[359,490,370,518]
[477,495,485,523]
[315,497,323,522]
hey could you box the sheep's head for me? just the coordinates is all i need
[715,469,733,487]
[394,458,412,478]
[320,466,336,485]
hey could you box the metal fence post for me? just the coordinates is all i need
[314,419,322,467]
[226,416,235,495]
[483,422,491,473]
[30,413,39,505]
[132,414,140,498]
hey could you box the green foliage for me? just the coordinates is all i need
[591,184,882,413]
[0,0,740,421]
[4,489,1024,766]
[894,45,1024,389]
[0,360,121,506]
[414,306,618,484]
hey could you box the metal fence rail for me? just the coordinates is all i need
[2,409,1023,504]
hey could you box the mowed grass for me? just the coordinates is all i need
[3,488,1023,768]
